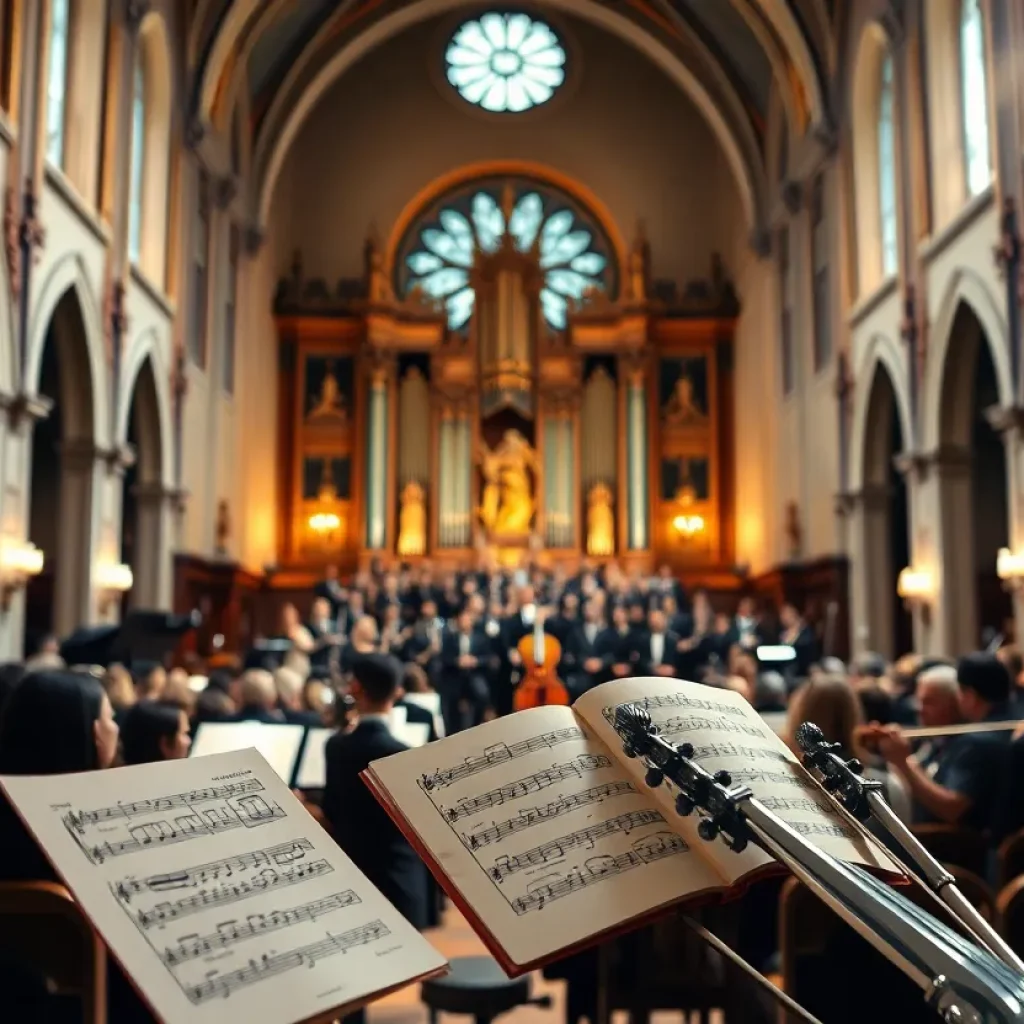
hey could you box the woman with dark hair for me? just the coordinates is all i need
[0,671,154,1023]
[119,701,191,765]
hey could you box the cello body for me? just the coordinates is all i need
[514,611,571,710]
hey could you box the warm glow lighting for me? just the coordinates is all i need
[896,567,933,601]
[309,511,341,533]
[0,541,44,578]
[96,563,133,593]
[997,547,1024,584]
[672,514,705,537]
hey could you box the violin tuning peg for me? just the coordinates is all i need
[713,770,732,786]
[679,742,695,758]
[822,776,841,792]
[675,794,695,816]
[645,767,664,788]
[846,758,863,775]
[622,743,637,759]
[697,818,720,842]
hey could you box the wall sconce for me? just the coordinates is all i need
[997,547,1024,591]
[672,514,705,539]
[896,566,934,624]
[95,562,133,613]
[0,540,43,610]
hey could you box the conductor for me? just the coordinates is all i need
[323,655,429,1009]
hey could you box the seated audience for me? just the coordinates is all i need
[397,664,439,742]
[281,601,315,653]
[101,663,136,722]
[274,665,320,726]
[134,662,166,702]
[120,701,192,765]
[233,668,285,723]
[193,669,237,723]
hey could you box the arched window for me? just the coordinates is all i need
[877,54,898,278]
[960,0,991,196]
[45,0,71,166]
[128,60,145,265]
[398,178,615,331]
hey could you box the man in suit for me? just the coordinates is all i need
[562,598,606,697]
[396,664,439,743]
[233,669,286,723]
[630,608,681,678]
[314,564,348,620]
[440,607,492,732]
[323,654,428,938]
[596,603,635,681]
[778,602,820,677]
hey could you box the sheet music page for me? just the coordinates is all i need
[189,723,306,785]
[367,705,721,969]
[0,748,446,1024]
[295,727,335,790]
[574,678,897,886]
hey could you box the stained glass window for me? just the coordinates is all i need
[960,0,991,196]
[128,60,145,265]
[45,0,70,167]
[878,54,898,278]
[445,12,566,113]
[398,180,614,331]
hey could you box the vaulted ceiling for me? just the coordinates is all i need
[189,0,833,235]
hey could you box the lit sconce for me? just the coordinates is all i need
[997,547,1024,591]
[896,566,934,624]
[95,562,133,613]
[308,511,341,535]
[672,514,705,539]
[0,540,43,610]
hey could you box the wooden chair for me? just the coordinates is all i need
[996,828,1024,889]
[997,876,1024,958]
[909,823,989,876]
[0,881,107,1023]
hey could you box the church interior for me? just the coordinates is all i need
[1,1,1024,1023]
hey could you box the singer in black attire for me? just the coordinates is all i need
[322,654,428,1024]
[0,671,156,1024]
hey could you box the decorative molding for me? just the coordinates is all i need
[243,224,265,255]
[58,438,136,475]
[984,404,1024,435]
[103,278,129,363]
[0,391,52,432]
[3,188,18,298]
[19,180,45,263]
[893,445,971,480]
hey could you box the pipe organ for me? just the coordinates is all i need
[273,174,738,573]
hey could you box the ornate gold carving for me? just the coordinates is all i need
[586,482,615,557]
[308,360,348,421]
[397,480,427,556]
[662,370,706,426]
[477,429,538,539]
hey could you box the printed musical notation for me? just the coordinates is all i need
[186,920,391,1005]
[462,780,636,850]
[510,832,688,914]
[601,692,749,723]
[441,754,612,822]
[490,809,665,881]
[419,727,584,791]
[64,780,284,864]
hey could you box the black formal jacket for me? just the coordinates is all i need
[628,629,683,676]
[322,719,427,928]
[397,698,439,743]
[439,629,491,687]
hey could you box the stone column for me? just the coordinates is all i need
[986,405,1024,642]
[624,364,648,551]
[132,481,178,610]
[53,440,105,633]
[363,363,390,551]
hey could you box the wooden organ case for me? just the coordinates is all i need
[274,181,739,578]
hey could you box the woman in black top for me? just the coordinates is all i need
[0,670,154,1023]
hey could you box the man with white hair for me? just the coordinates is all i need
[273,666,319,726]
[911,664,962,775]
[234,668,284,723]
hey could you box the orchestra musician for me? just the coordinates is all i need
[629,607,681,678]
[562,598,607,697]
[596,603,634,681]
[439,607,492,732]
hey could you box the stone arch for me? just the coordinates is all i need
[921,268,1012,452]
[26,253,107,447]
[849,332,912,493]
[135,11,173,287]
[849,19,896,296]
[849,350,913,659]
[253,0,765,232]
[119,328,174,488]
[24,283,101,640]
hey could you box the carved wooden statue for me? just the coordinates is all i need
[477,429,538,538]
[663,372,706,426]
[397,480,427,556]
[586,482,615,557]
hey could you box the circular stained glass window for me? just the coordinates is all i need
[399,183,613,331]
[445,12,566,113]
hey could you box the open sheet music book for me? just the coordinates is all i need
[364,677,904,976]
[0,748,447,1024]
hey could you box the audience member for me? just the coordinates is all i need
[233,668,285,723]
[120,701,191,765]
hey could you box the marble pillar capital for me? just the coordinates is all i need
[835,485,891,516]
[984,404,1024,437]
[132,481,187,511]
[0,391,52,432]
[58,439,136,476]
[893,445,971,480]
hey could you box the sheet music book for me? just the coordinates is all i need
[0,748,447,1024]
[190,722,305,784]
[364,677,904,976]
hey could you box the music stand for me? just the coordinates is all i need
[60,610,200,669]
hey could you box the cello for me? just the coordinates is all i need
[513,606,571,710]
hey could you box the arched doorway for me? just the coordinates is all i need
[936,302,1011,649]
[860,362,911,658]
[121,355,164,609]
[24,289,96,649]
